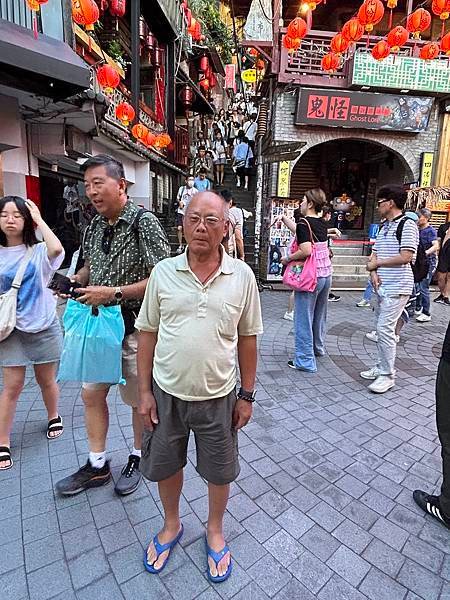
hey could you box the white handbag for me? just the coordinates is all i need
[0,246,34,342]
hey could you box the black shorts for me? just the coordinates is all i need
[176,213,184,227]
[437,243,450,273]
[140,381,240,485]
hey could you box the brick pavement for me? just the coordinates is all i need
[1,291,449,600]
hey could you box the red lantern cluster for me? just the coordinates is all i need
[283,16,308,53]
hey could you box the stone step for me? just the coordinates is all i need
[333,264,369,275]
[332,255,367,265]
[330,246,366,256]
[332,273,369,283]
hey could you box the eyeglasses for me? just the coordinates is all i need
[377,198,390,206]
[186,215,223,228]
[101,225,114,254]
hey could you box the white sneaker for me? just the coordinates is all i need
[176,245,183,254]
[360,366,380,380]
[368,375,395,394]
[356,299,371,307]
[416,313,431,322]
[236,180,240,188]
[283,311,294,321]
[365,331,400,343]
[414,309,423,316]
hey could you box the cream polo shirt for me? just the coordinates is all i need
[135,248,263,401]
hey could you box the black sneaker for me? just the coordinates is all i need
[444,298,450,306]
[413,490,450,530]
[328,293,341,302]
[434,294,445,304]
[55,460,111,496]
[114,454,142,496]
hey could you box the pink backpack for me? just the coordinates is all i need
[282,219,318,292]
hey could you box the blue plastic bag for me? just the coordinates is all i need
[58,300,125,384]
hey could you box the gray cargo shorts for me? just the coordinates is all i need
[140,381,240,485]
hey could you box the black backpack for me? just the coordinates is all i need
[396,217,428,283]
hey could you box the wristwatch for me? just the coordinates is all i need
[114,287,123,303]
[237,387,256,402]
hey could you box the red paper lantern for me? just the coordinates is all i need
[115,102,135,126]
[406,8,431,39]
[96,64,120,94]
[342,18,364,43]
[248,48,259,57]
[330,33,350,55]
[283,34,301,53]
[372,40,391,60]
[256,58,265,70]
[188,16,197,36]
[109,0,125,17]
[145,132,157,147]
[194,21,201,40]
[321,52,340,72]
[420,41,440,60]
[72,0,100,31]
[179,85,195,107]
[131,124,149,143]
[441,31,450,54]
[432,0,450,20]
[287,17,307,40]
[386,26,408,52]
[357,0,385,33]
[26,0,48,11]
[199,55,209,72]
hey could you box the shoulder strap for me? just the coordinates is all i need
[12,246,34,290]
[395,216,408,244]
[299,218,317,244]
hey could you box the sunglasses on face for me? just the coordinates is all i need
[377,198,391,206]
[101,225,114,254]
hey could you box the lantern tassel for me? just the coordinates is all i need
[32,14,38,39]
[442,21,445,39]
[389,9,393,29]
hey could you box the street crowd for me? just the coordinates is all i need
[0,152,449,585]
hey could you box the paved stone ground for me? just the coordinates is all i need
[1,291,449,600]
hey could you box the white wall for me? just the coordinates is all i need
[1,119,39,197]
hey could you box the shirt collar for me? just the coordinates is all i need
[175,245,235,275]
[98,200,136,227]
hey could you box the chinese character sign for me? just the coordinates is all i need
[277,161,291,197]
[420,152,434,188]
[295,89,433,133]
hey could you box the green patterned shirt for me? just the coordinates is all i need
[83,200,170,310]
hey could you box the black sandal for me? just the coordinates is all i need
[0,446,13,470]
[47,416,64,440]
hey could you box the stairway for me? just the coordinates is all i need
[163,164,257,269]
[330,241,370,290]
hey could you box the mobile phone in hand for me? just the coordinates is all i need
[48,272,82,298]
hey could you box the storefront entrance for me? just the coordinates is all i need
[290,139,414,231]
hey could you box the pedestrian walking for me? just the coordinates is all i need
[434,219,450,306]
[413,318,450,530]
[242,112,258,155]
[361,186,418,394]
[415,208,438,322]
[233,134,253,190]
[175,174,198,254]
[55,154,170,497]
[0,196,65,470]
[136,191,263,583]
[221,189,245,260]
[191,146,213,181]
[212,131,227,187]
[281,189,332,373]
[194,168,212,193]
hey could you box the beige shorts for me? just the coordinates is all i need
[82,331,138,408]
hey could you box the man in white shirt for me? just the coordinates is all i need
[175,174,198,254]
[243,113,258,153]
[361,185,418,394]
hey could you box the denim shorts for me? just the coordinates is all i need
[140,381,240,485]
[0,316,62,367]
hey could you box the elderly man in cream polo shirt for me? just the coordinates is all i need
[136,191,263,584]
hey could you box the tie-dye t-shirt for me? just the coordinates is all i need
[0,243,64,333]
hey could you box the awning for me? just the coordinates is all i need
[177,70,215,115]
[0,18,90,100]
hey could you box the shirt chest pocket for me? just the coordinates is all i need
[218,301,243,340]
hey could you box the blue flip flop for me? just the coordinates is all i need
[143,524,184,574]
[205,537,232,584]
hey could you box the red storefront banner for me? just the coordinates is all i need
[295,89,433,133]
[225,64,236,91]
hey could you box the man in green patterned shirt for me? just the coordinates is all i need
[56,154,170,498]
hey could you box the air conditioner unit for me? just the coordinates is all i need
[31,124,92,160]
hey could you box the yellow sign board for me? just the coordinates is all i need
[277,161,290,198]
[420,152,434,188]
[241,69,257,83]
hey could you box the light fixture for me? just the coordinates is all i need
[400,89,410,94]
[299,2,310,15]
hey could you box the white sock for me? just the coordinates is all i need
[131,447,141,458]
[89,451,106,469]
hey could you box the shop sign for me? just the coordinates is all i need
[352,51,450,94]
[419,152,434,188]
[225,64,236,91]
[295,89,433,133]
[241,69,257,83]
[277,161,290,197]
